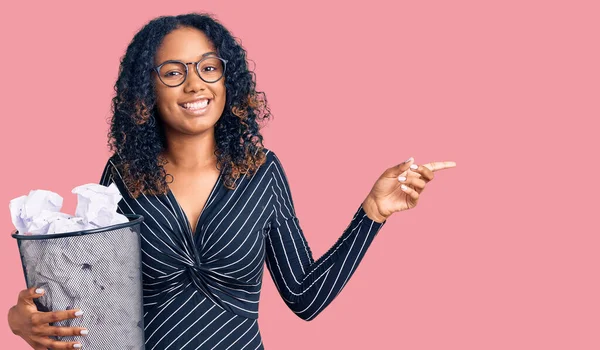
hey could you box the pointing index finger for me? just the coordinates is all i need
[423,161,457,172]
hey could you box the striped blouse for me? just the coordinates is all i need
[99,148,386,349]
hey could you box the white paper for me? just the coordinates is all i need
[27,210,74,235]
[9,195,28,235]
[72,183,129,228]
[9,190,64,235]
[9,183,128,235]
[47,215,87,235]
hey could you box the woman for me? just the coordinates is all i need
[8,13,456,349]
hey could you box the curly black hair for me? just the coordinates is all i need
[107,13,272,199]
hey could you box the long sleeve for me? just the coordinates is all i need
[264,153,387,321]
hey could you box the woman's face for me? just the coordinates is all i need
[152,27,226,136]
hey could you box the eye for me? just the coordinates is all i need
[201,66,216,72]
[158,62,186,78]
[164,71,183,77]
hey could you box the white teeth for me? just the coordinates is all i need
[183,100,209,109]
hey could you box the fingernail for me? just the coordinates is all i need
[398,176,406,182]
[410,164,418,170]
[73,344,82,349]
[401,184,409,191]
[75,310,84,317]
[404,157,413,163]
[35,288,44,294]
[80,329,89,335]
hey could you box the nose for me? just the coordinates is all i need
[183,63,208,93]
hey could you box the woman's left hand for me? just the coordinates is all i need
[362,157,457,222]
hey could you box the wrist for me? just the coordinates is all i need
[362,196,388,223]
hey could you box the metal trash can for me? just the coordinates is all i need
[12,214,145,349]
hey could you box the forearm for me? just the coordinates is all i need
[267,204,386,320]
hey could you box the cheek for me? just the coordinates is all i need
[215,84,227,106]
[207,84,226,113]
[155,90,179,113]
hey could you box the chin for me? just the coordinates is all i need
[182,119,219,134]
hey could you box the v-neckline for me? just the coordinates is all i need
[167,168,223,238]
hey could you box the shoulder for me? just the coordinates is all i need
[99,153,135,199]
[261,147,285,171]
[100,154,115,174]
[100,153,119,175]
[260,147,294,187]
[99,153,124,185]
[262,147,275,162]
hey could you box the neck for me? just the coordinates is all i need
[161,128,218,171]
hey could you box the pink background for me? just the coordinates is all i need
[1,0,598,349]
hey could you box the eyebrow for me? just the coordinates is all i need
[194,51,218,61]
[199,51,218,58]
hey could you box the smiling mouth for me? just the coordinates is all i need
[180,99,210,110]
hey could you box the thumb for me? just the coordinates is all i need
[389,157,414,177]
[18,286,44,306]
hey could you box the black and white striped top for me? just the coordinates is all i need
[99,148,386,349]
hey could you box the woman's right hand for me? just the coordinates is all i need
[7,287,88,349]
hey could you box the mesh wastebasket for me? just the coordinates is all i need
[11,214,145,349]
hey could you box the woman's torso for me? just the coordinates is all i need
[100,149,279,350]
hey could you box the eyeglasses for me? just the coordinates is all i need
[152,56,228,87]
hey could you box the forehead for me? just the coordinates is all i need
[154,27,216,64]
